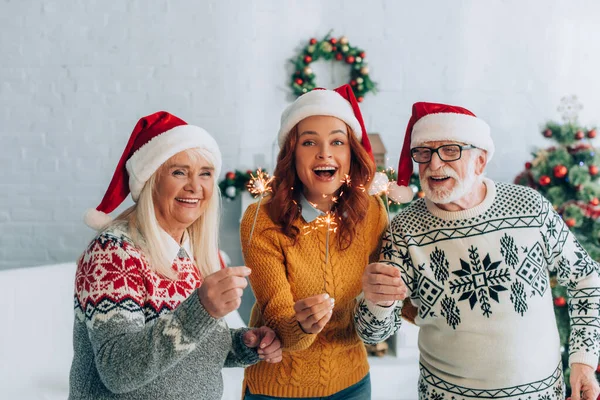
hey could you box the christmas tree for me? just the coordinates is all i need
[514,96,600,393]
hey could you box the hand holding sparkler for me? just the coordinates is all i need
[246,169,275,246]
[293,293,335,334]
[362,263,408,306]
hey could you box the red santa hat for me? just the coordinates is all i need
[84,111,222,230]
[391,102,493,203]
[277,84,374,161]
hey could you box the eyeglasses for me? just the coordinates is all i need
[410,144,477,164]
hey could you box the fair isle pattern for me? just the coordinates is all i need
[354,181,600,398]
[418,363,564,400]
[74,230,202,326]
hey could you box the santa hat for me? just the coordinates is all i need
[84,111,222,230]
[277,84,374,161]
[392,102,493,203]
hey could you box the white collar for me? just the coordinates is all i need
[299,194,325,223]
[159,227,194,262]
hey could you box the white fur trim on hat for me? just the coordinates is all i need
[126,125,222,201]
[278,90,362,148]
[411,113,494,161]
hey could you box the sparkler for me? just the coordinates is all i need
[246,169,275,245]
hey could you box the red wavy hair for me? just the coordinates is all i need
[266,124,376,249]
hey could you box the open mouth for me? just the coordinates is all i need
[313,165,338,180]
[429,176,451,182]
[176,198,200,205]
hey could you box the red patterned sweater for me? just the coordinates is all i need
[68,224,259,399]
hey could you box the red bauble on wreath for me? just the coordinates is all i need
[290,33,377,100]
[588,129,597,139]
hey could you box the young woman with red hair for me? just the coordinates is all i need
[240,85,397,399]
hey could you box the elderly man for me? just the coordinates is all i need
[354,102,600,400]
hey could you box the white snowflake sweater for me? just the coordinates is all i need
[354,179,600,400]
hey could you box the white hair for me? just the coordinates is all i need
[113,148,221,280]
[420,147,486,204]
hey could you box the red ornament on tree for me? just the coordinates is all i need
[588,129,597,139]
[357,97,364,103]
[359,51,366,58]
[575,130,585,140]
[346,55,355,64]
[525,162,532,169]
[591,198,600,206]
[295,78,303,85]
[329,37,338,44]
[335,53,343,61]
[565,219,576,228]
[596,363,600,373]
[303,55,312,64]
[553,296,567,307]
[539,175,551,186]
[590,165,599,176]
[553,165,568,179]
[225,172,235,180]
[309,38,317,45]
[350,80,357,86]
[543,129,553,138]
[246,169,253,175]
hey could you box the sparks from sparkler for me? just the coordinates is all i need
[246,169,275,245]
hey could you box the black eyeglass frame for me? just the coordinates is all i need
[410,144,478,164]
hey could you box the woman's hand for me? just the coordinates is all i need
[243,327,283,363]
[198,266,251,319]
[293,293,335,334]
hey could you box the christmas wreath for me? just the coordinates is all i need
[290,33,377,102]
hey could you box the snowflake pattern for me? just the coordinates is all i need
[510,281,528,316]
[430,247,450,284]
[449,246,510,318]
[440,295,461,329]
[74,230,203,324]
[500,233,519,269]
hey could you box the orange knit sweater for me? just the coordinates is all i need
[240,196,387,398]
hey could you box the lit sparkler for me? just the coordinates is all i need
[246,169,275,245]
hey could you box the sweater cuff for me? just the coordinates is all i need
[176,289,220,341]
[569,352,599,370]
[231,328,261,366]
[366,299,399,320]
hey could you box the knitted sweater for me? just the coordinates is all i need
[240,195,387,398]
[354,179,600,400]
[69,224,259,400]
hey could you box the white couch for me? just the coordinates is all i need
[0,263,420,400]
[0,263,245,400]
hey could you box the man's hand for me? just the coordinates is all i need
[243,327,282,363]
[197,266,251,319]
[293,293,334,334]
[362,263,407,306]
[569,363,600,400]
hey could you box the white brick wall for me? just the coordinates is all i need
[2,0,600,270]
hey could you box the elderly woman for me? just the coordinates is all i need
[240,85,399,399]
[69,112,282,400]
